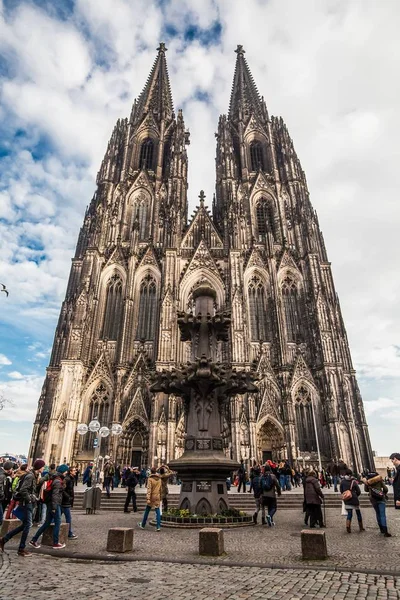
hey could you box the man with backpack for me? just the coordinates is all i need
[29,465,65,550]
[261,464,281,526]
[0,459,45,557]
[251,467,263,524]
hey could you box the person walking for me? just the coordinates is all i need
[124,468,138,513]
[138,467,161,531]
[237,460,247,493]
[82,463,93,487]
[260,464,281,526]
[0,459,45,557]
[331,462,340,492]
[304,469,325,528]
[251,467,263,524]
[29,466,65,549]
[60,465,77,540]
[389,453,400,509]
[340,469,364,533]
[0,461,14,525]
[362,470,392,537]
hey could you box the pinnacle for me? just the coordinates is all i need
[235,44,245,55]
[228,45,264,123]
[157,42,167,53]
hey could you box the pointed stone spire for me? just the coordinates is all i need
[132,42,174,124]
[229,45,266,123]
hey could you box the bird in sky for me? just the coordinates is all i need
[0,283,9,297]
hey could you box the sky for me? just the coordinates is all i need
[0,0,399,458]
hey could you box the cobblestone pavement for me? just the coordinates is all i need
[0,552,399,600]
[3,506,399,573]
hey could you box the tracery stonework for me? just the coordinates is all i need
[29,44,374,472]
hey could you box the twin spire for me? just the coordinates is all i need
[133,42,174,124]
[132,43,266,126]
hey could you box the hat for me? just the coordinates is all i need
[2,461,13,471]
[56,464,69,474]
[33,459,45,470]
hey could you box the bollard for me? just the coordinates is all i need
[107,527,134,553]
[42,523,69,547]
[301,529,328,560]
[0,519,22,537]
[199,528,224,556]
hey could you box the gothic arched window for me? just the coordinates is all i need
[281,277,301,342]
[84,384,110,450]
[136,274,157,340]
[248,276,269,341]
[133,194,149,240]
[250,141,264,171]
[295,386,317,452]
[256,198,274,240]
[139,138,154,170]
[102,274,123,340]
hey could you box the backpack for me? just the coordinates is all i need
[12,473,27,500]
[261,474,273,492]
[40,477,58,503]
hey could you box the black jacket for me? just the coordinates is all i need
[62,474,75,508]
[340,477,361,506]
[392,465,400,502]
[45,473,64,511]
[14,471,36,506]
[126,473,138,489]
[252,475,262,498]
[0,467,7,502]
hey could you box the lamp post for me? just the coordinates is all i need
[77,419,123,486]
[310,396,323,472]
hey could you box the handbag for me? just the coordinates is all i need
[341,479,354,502]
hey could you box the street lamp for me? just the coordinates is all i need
[77,418,123,485]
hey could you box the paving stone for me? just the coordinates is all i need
[42,522,69,546]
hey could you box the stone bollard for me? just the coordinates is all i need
[107,528,134,553]
[199,528,224,557]
[0,519,22,537]
[42,523,69,547]
[301,529,328,560]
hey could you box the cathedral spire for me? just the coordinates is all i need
[229,45,266,123]
[132,42,174,124]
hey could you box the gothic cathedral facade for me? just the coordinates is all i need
[29,44,374,473]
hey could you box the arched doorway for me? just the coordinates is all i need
[118,419,148,467]
[257,417,285,463]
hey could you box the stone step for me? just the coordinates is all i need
[72,491,373,512]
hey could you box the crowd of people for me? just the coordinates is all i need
[0,459,77,557]
[0,452,399,557]
[234,453,400,535]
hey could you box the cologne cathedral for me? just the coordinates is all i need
[29,44,374,473]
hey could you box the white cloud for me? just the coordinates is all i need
[0,354,12,366]
[8,371,23,379]
[0,375,42,423]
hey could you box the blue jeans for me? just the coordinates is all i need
[333,476,339,492]
[373,502,387,528]
[347,508,362,522]
[61,506,74,536]
[285,475,292,491]
[32,505,61,544]
[141,505,161,528]
[279,475,285,490]
[0,503,3,525]
[3,504,33,551]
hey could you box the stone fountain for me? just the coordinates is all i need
[151,282,258,516]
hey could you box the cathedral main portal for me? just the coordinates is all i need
[257,417,285,463]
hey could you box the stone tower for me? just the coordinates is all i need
[29,45,374,473]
